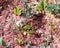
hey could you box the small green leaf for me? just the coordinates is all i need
[38,0,47,10]
[16,39,24,45]
[27,30,33,34]
[14,7,21,16]
[23,24,32,30]
[38,2,43,10]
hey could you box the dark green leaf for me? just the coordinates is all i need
[2,40,6,46]
[23,8,33,18]
[46,3,60,15]
[0,36,6,46]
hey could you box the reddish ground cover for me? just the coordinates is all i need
[0,0,60,48]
